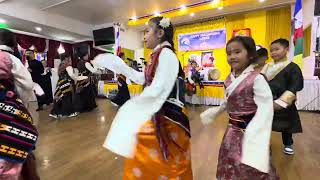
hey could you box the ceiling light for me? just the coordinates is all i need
[259,0,265,2]
[131,16,137,21]
[145,22,148,25]
[35,27,42,32]
[154,12,161,17]
[218,6,223,10]
[190,13,195,17]
[211,0,220,5]
[57,44,65,54]
[0,18,6,23]
[180,5,187,10]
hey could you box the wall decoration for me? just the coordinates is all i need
[201,51,215,68]
[232,28,252,37]
[178,29,226,52]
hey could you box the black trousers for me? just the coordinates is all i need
[282,132,293,146]
[36,95,46,108]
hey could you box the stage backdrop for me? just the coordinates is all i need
[142,7,291,80]
[178,29,226,52]
[172,7,291,80]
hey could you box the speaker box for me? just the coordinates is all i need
[73,44,90,59]
[315,0,320,15]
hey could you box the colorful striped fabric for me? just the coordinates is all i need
[293,0,304,68]
[0,84,38,163]
[114,24,121,56]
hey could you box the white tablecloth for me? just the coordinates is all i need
[297,79,320,111]
[185,95,223,106]
[99,80,320,111]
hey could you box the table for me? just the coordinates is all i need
[185,81,225,106]
[102,81,143,97]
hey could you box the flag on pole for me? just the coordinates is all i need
[293,0,304,68]
[114,24,121,56]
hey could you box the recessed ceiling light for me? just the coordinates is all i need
[180,5,187,10]
[211,0,220,5]
[145,22,148,25]
[218,6,223,10]
[190,13,195,17]
[154,12,161,17]
[0,18,6,23]
[259,0,265,2]
[35,27,42,32]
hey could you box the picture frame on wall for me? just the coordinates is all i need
[201,51,214,68]
[232,28,252,37]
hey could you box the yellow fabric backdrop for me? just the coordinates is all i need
[265,7,291,63]
[195,85,225,98]
[303,25,311,57]
[174,18,229,80]
[171,7,291,80]
[121,48,135,64]
[104,83,143,95]
[142,7,292,80]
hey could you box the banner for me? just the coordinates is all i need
[178,29,226,52]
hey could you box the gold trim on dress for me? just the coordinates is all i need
[261,60,290,81]
[279,90,296,106]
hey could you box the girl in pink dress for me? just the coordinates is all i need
[201,36,279,180]
[0,29,38,180]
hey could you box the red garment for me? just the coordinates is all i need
[217,72,279,180]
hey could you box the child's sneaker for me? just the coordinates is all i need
[283,146,294,155]
[68,112,78,118]
[49,114,58,119]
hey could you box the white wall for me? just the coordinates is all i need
[0,1,93,36]
[120,28,144,50]
[302,0,317,79]
[135,48,144,60]
[303,0,315,28]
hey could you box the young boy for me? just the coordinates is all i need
[255,46,269,72]
[262,38,304,155]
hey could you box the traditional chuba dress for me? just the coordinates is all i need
[201,65,279,180]
[93,42,193,179]
[74,60,97,113]
[50,62,81,117]
[262,60,303,146]
[0,51,38,179]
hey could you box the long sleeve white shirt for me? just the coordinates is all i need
[102,42,179,158]
[201,65,274,173]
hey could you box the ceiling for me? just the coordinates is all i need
[1,0,294,42]
[14,0,202,25]
[0,14,90,43]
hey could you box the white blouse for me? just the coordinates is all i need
[9,54,34,91]
[94,42,179,158]
[66,66,87,81]
[3,53,34,107]
[201,65,274,173]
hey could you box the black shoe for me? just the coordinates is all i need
[36,107,44,111]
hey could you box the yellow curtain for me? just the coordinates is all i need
[244,11,267,47]
[122,48,134,60]
[173,18,229,80]
[265,7,291,48]
[145,7,291,80]
[225,14,245,41]
[303,25,311,57]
